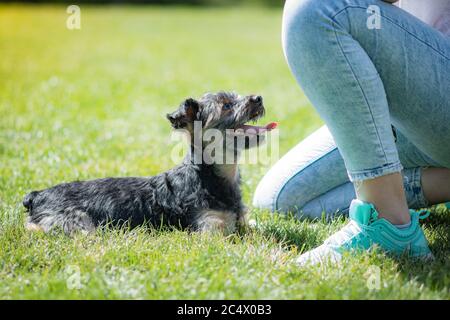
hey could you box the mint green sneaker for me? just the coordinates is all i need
[296,199,433,266]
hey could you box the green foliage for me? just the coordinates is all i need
[0,4,449,299]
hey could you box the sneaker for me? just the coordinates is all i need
[296,199,433,266]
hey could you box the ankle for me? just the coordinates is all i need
[379,214,411,225]
[354,173,411,225]
[376,206,411,225]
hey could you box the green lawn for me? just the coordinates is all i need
[0,4,449,300]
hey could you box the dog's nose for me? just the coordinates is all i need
[250,95,262,104]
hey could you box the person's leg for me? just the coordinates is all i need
[354,173,409,224]
[422,168,450,205]
[281,0,450,263]
[253,126,449,219]
[253,125,349,219]
[282,0,450,223]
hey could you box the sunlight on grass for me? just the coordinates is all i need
[0,4,448,299]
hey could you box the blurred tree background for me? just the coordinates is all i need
[0,0,284,6]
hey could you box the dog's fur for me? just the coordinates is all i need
[23,92,268,235]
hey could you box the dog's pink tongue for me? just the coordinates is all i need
[265,122,278,130]
[237,122,278,134]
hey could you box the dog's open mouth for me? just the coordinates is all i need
[232,122,278,135]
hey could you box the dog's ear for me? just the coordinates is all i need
[166,98,199,129]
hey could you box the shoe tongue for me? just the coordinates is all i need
[349,200,377,226]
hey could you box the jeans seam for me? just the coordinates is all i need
[300,181,352,216]
[331,19,389,163]
[349,162,403,175]
[274,146,339,211]
[411,167,429,208]
[349,162,403,181]
[331,5,450,60]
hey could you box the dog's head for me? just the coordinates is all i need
[166,92,277,155]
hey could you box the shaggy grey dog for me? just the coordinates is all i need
[23,92,277,235]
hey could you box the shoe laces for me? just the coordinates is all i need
[324,220,362,247]
[324,206,379,247]
[417,209,431,220]
[322,208,430,250]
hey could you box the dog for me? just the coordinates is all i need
[23,92,277,235]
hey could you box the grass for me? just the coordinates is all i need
[0,4,449,300]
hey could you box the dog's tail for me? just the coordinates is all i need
[23,191,39,212]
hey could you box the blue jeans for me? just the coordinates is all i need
[253,0,450,219]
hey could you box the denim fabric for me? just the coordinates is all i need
[253,0,450,219]
[281,0,450,181]
[253,125,438,219]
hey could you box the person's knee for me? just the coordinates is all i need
[253,172,323,218]
[253,126,339,213]
[252,174,278,212]
[282,0,324,49]
[253,176,309,214]
[253,175,299,212]
[282,0,375,57]
[282,0,338,74]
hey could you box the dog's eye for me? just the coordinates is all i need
[222,103,233,110]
